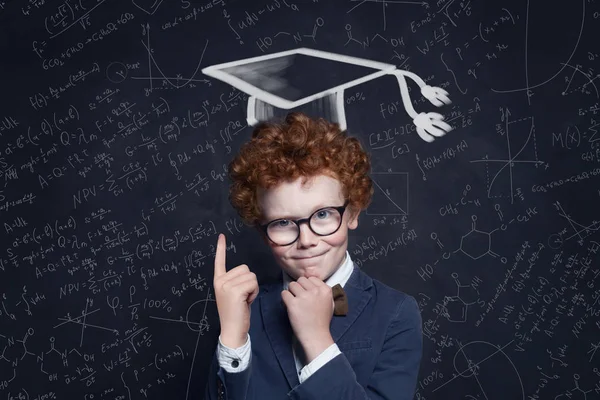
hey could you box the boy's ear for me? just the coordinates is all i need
[347,206,361,230]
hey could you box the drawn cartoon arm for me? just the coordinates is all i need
[388,69,453,143]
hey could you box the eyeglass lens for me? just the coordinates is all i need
[267,207,342,245]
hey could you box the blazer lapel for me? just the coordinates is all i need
[261,281,300,388]
[330,264,373,342]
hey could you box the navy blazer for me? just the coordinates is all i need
[204,262,423,400]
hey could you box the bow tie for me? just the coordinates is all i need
[332,283,348,316]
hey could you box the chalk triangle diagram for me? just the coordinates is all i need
[365,172,409,216]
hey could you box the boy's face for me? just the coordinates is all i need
[257,174,359,282]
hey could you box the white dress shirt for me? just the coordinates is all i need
[216,250,354,384]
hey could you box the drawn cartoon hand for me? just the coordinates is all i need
[413,112,453,143]
[421,85,452,107]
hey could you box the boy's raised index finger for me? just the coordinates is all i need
[214,233,227,277]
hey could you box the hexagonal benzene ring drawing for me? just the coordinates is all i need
[454,215,500,260]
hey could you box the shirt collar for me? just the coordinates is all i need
[282,250,354,290]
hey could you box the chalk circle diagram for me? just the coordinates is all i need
[201,47,455,144]
[548,233,564,249]
[106,62,128,83]
[182,298,211,333]
[433,340,525,400]
[132,0,164,15]
[490,0,586,100]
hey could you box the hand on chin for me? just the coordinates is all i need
[293,266,321,281]
[302,271,321,280]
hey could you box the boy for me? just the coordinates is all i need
[205,112,422,399]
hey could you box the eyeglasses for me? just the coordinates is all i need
[258,200,349,246]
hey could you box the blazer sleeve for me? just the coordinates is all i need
[287,294,423,400]
[204,337,255,400]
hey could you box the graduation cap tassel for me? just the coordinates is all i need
[388,70,454,143]
[398,69,452,107]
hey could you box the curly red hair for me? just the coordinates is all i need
[227,112,374,227]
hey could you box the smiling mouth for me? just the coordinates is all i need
[295,253,323,260]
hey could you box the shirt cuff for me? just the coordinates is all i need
[298,343,341,383]
[217,333,251,373]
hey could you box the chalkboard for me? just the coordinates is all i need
[1,0,599,399]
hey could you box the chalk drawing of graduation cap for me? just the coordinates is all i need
[201,47,452,143]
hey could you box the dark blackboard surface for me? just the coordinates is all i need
[1,0,599,399]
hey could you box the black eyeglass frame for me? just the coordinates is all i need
[257,200,350,246]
